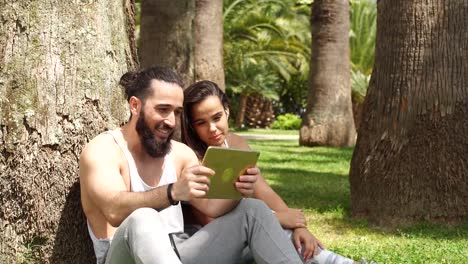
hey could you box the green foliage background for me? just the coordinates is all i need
[223,0,377,125]
[271,113,302,130]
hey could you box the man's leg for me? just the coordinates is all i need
[176,198,302,264]
[105,208,182,264]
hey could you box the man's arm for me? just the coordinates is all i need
[80,135,173,227]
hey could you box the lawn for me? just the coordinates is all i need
[232,128,299,136]
[248,139,468,264]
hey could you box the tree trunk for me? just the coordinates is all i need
[139,0,225,90]
[352,100,363,131]
[139,0,195,86]
[235,94,248,129]
[349,0,468,225]
[245,95,275,128]
[300,0,356,147]
[194,0,225,90]
[0,0,137,262]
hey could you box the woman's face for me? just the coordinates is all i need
[190,95,229,147]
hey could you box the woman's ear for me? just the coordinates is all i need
[225,108,230,118]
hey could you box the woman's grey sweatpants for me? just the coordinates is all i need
[105,198,302,264]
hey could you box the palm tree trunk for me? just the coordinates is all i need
[245,95,275,128]
[235,94,248,129]
[300,0,356,147]
[349,0,467,225]
[194,0,225,90]
[139,0,224,90]
[139,0,195,85]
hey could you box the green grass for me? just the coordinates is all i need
[231,128,299,135]
[248,139,468,264]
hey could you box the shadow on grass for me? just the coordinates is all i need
[251,140,468,241]
[267,167,468,240]
[262,167,351,212]
[248,140,297,147]
[391,221,468,240]
[321,214,468,241]
[249,140,354,157]
[259,156,350,166]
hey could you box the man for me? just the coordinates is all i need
[80,66,302,264]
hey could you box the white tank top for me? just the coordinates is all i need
[87,129,184,263]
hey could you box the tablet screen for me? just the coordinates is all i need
[201,146,260,199]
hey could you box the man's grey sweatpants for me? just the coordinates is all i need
[105,198,302,264]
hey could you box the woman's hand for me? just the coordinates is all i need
[235,166,259,197]
[292,228,325,262]
[274,208,307,229]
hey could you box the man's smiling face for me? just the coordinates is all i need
[135,79,183,158]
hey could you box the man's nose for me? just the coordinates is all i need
[163,112,176,128]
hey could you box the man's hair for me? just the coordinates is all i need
[181,80,230,159]
[119,66,184,102]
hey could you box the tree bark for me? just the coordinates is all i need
[0,0,137,262]
[300,0,356,147]
[139,0,195,86]
[349,0,468,225]
[139,0,225,90]
[235,94,248,129]
[194,0,225,90]
[245,95,275,128]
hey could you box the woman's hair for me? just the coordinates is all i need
[119,65,184,102]
[181,80,229,159]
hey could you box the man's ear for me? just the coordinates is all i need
[129,96,141,116]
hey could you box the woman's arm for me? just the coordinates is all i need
[228,133,306,229]
[253,173,307,229]
[229,133,325,258]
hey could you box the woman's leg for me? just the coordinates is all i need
[176,198,302,264]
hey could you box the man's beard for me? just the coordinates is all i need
[136,111,173,158]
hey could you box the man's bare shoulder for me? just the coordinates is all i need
[170,140,199,165]
[171,140,197,157]
[80,132,119,164]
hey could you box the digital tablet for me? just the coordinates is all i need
[201,146,260,199]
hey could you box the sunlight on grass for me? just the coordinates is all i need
[248,139,468,263]
[232,128,299,135]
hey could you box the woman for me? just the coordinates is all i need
[181,80,365,264]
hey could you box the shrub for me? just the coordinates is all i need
[271,113,301,130]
